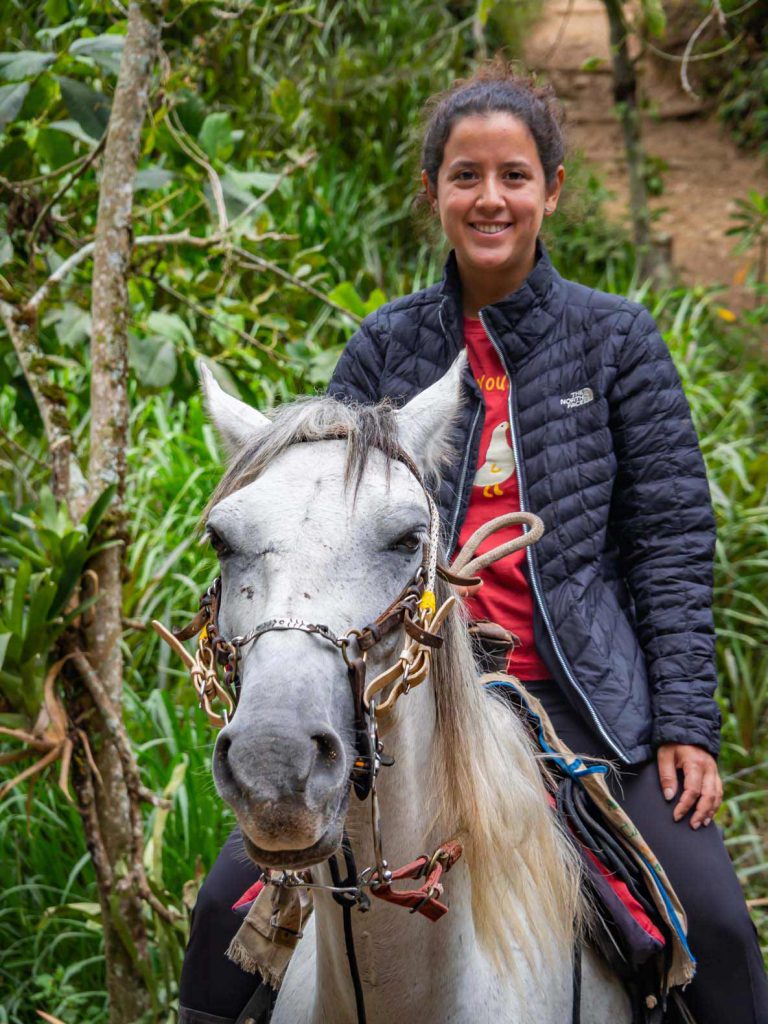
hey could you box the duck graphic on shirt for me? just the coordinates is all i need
[473,421,516,498]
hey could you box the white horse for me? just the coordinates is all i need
[200,358,631,1024]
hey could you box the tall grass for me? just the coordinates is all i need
[646,289,768,953]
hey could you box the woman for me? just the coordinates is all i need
[179,63,768,1024]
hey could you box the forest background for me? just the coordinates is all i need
[0,0,766,1022]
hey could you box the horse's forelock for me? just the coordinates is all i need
[205,396,404,516]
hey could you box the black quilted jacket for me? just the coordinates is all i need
[328,244,720,764]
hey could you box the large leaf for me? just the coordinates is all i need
[21,578,57,661]
[270,78,300,125]
[134,166,175,191]
[146,311,194,347]
[640,0,666,38]
[223,168,280,200]
[128,334,178,387]
[47,118,100,146]
[36,16,88,42]
[476,0,498,27]
[82,483,117,538]
[57,76,110,140]
[216,171,260,214]
[0,51,56,82]
[0,633,10,672]
[327,281,367,318]
[0,81,30,128]
[198,112,233,161]
[145,756,188,886]
[69,34,125,77]
[47,303,91,348]
[33,124,75,169]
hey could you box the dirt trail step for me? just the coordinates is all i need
[524,0,768,307]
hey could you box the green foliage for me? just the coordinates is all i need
[0,481,116,724]
[727,190,768,288]
[700,0,768,154]
[0,0,766,1017]
[645,288,768,948]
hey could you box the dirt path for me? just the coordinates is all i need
[524,0,767,306]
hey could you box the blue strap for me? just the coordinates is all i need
[483,680,610,781]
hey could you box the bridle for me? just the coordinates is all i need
[152,435,544,1024]
[152,442,479,800]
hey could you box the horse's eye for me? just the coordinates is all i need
[206,526,232,558]
[389,532,422,554]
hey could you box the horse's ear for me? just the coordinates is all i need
[395,353,466,478]
[199,361,270,456]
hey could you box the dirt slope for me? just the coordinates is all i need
[524,0,767,306]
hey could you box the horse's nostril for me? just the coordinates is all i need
[217,732,232,761]
[311,731,342,768]
[214,732,235,785]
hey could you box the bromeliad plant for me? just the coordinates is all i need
[0,484,117,798]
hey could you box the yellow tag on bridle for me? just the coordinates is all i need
[419,590,436,615]
[200,624,209,642]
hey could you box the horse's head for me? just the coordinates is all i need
[200,359,465,869]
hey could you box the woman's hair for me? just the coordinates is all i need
[419,58,566,195]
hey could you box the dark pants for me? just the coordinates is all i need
[524,680,768,1024]
[179,828,270,1024]
[179,681,768,1023]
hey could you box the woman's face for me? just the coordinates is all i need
[423,112,564,291]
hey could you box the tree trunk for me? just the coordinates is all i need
[603,0,664,280]
[76,4,161,1020]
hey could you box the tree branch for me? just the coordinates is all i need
[22,228,290,314]
[85,1,161,515]
[167,109,228,233]
[25,243,96,312]
[29,135,107,250]
[19,146,316,315]
[72,649,178,923]
[232,245,363,324]
[149,276,288,360]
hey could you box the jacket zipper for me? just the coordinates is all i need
[440,300,484,553]
[477,310,630,764]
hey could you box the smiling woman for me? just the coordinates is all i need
[422,111,564,313]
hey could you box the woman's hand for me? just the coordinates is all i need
[656,743,724,829]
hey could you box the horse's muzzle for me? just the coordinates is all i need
[212,718,350,860]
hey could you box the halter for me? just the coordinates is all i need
[152,441,477,794]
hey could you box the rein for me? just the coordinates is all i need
[152,434,545,1021]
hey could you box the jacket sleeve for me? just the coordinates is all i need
[327,310,387,403]
[609,307,721,756]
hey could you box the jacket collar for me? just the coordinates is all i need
[438,239,566,365]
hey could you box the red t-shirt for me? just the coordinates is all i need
[454,316,550,681]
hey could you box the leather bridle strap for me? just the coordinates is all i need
[368,839,463,921]
[329,836,368,1024]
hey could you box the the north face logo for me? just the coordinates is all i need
[560,387,594,410]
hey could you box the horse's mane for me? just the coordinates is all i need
[428,573,585,965]
[209,394,585,964]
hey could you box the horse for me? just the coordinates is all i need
[198,357,632,1024]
